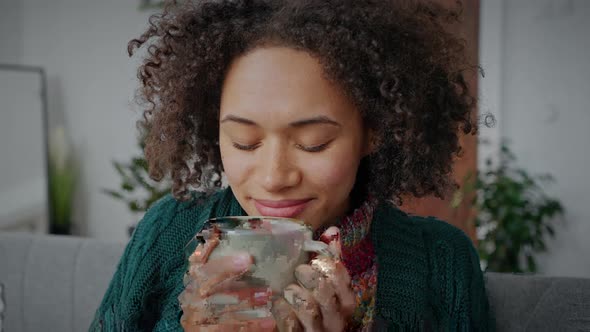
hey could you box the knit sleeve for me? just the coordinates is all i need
[425,218,494,331]
[89,195,180,332]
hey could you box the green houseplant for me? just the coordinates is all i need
[103,139,171,235]
[460,142,564,273]
[48,126,77,235]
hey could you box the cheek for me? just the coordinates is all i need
[302,148,360,191]
[219,138,250,185]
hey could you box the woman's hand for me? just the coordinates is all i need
[272,227,356,332]
[179,228,275,332]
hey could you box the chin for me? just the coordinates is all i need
[296,214,320,230]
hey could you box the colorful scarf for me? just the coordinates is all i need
[313,199,378,331]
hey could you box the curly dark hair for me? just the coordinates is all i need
[128,0,478,204]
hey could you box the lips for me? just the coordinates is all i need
[253,199,312,218]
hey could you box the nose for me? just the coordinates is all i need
[258,143,301,193]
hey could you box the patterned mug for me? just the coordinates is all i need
[181,216,332,321]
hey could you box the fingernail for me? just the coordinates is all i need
[233,253,251,270]
[320,226,340,244]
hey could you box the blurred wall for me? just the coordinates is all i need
[480,0,590,277]
[0,0,154,241]
[0,71,46,230]
[0,0,23,63]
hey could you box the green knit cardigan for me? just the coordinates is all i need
[90,188,493,331]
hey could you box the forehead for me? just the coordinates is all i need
[220,46,358,123]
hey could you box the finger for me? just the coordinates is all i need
[283,285,323,331]
[310,257,355,319]
[310,256,338,280]
[313,277,346,332]
[183,319,275,332]
[294,263,350,330]
[191,253,253,296]
[187,243,219,278]
[208,287,273,311]
[294,264,322,290]
[330,261,356,318]
[197,271,246,298]
[247,318,277,332]
[217,313,276,331]
[178,282,203,310]
[243,318,276,332]
[319,226,342,259]
[180,300,276,331]
[180,294,273,331]
[185,271,252,297]
[189,227,222,265]
[180,302,216,327]
[193,252,252,279]
[183,325,236,332]
[271,297,304,332]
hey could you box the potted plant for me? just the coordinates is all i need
[48,126,77,235]
[103,139,171,236]
[457,142,564,273]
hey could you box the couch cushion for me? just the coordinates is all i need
[0,232,125,332]
[73,238,126,331]
[22,234,83,331]
[485,272,590,332]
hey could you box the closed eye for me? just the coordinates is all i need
[296,141,332,153]
[232,142,259,151]
[232,141,332,152]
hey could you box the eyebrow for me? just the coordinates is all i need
[220,114,257,126]
[220,115,341,128]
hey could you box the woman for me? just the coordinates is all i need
[91,0,493,330]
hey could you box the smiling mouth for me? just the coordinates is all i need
[253,199,313,218]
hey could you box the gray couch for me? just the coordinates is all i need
[1,232,589,331]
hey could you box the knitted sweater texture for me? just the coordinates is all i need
[90,188,493,331]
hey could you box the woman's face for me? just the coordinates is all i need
[219,46,371,230]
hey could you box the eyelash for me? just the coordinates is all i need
[231,141,331,153]
[232,142,259,151]
[296,142,331,152]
